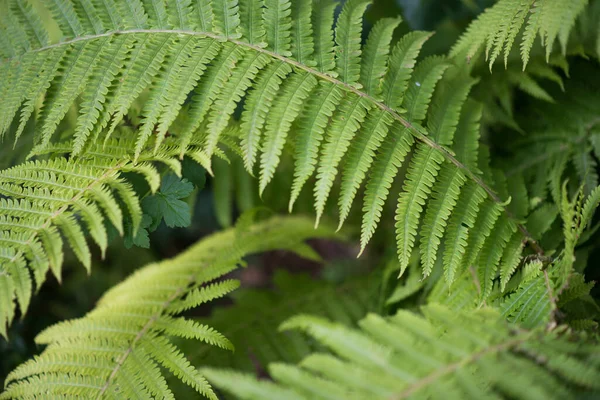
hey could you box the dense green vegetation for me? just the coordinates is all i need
[0,0,599,398]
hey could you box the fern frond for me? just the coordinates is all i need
[0,0,541,290]
[0,136,216,335]
[204,304,600,400]
[177,269,378,387]
[259,72,318,194]
[450,0,590,68]
[1,216,334,399]
[431,182,600,329]
[497,60,600,221]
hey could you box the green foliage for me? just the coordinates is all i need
[428,180,600,330]
[497,60,600,204]
[203,304,600,400]
[1,1,600,399]
[142,172,194,230]
[0,0,544,293]
[1,216,335,399]
[0,134,213,335]
[451,0,592,68]
[183,269,380,374]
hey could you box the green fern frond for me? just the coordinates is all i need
[0,0,543,291]
[1,216,334,399]
[496,60,600,225]
[203,304,600,400]
[450,0,590,69]
[0,135,215,336]
[430,182,600,329]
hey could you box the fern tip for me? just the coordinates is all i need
[335,218,345,233]
[314,214,322,229]
[357,246,365,258]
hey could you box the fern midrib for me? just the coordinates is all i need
[6,160,127,266]
[391,331,533,399]
[96,272,191,398]
[7,28,540,250]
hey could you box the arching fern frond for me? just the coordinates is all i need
[450,0,591,69]
[0,0,541,292]
[1,216,334,399]
[203,304,600,400]
[0,134,212,336]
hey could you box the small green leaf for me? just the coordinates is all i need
[160,172,194,198]
[124,214,152,249]
[142,173,194,230]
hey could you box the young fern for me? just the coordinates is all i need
[203,304,600,400]
[1,0,543,300]
[1,216,334,399]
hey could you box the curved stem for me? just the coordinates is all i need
[5,28,540,251]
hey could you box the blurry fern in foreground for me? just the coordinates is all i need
[184,270,380,372]
[1,216,334,399]
[204,304,600,400]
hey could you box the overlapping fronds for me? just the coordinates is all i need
[182,270,379,375]
[0,134,214,336]
[1,216,334,399]
[450,0,591,69]
[471,54,569,131]
[499,60,600,203]
[429,182,600,329]
[203,304,600,400]
[0,0,542,289]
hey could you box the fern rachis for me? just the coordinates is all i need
[0,0,547,307]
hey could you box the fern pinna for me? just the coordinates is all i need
[451,0,591,68]
[0,133,213,334]
[203,304,600,400]
[1,216,334,399]
[0,0,550,327]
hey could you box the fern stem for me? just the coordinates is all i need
[97,275,190,398]
[8,28,542,253]
[542,269,557,328]
[391,332,533,399]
